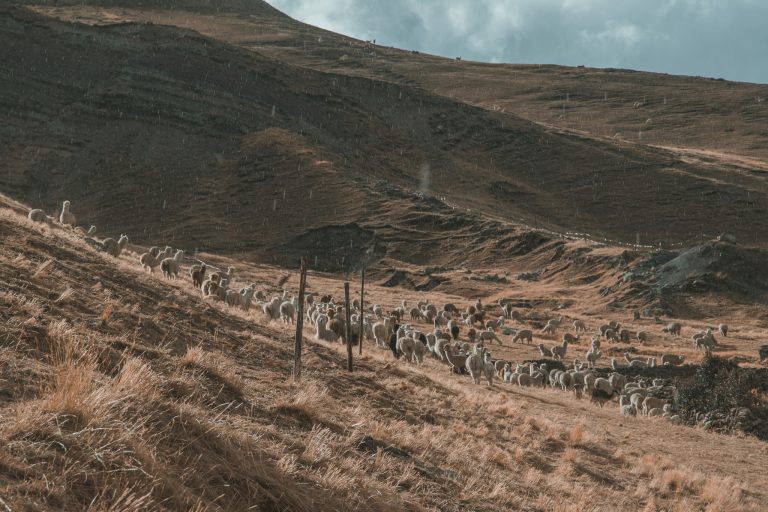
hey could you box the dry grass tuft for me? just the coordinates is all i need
[31,258,53,279]
[179,345,245,398]
[631,453,757,511]
[562,446,578,463]
[567,421,586,446]
[55,287,74,303]
[699,476,747,511]
[656,468,701,495]
[100,302,114,326]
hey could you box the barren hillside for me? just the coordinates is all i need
[2,1,768,256]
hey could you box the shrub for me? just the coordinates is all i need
[674,356,768,439]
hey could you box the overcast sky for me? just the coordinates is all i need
[266,0,768,84]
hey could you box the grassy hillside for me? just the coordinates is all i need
[2,3,767,511]
[1,196,766,511]
[3,4,768,254]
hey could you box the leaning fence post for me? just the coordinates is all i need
[292,259,307,381]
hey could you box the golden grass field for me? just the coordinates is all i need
[1,197,766,511]
[1,2,768,510]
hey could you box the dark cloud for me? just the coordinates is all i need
[267,0,768,83]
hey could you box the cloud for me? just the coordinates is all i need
[266,0,768,83]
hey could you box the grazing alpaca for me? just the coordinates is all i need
[102,235,129,257]
[28,209,54,225]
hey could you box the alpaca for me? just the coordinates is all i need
[190,263,207,287]
[74,225,97,237]
[139,251,161,272]
[214,266,235,282]
[202,274,221,297]
[102,235,129,257]
[160,250,184,279]
[59,200,76,227]
[466,346,486,384]
[280,301,297,324]
[28,209,54,225]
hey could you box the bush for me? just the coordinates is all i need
[676,358,754,415]
[674,356,768,439]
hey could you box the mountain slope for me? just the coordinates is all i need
[1,195,766,511]
[3,3,768,257]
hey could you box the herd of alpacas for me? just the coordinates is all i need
[28,201,768,422]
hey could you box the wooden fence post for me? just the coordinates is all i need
[292,260,307,381]
[358,268,365,356]
[344,281,353,372]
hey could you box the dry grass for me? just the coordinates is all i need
[178,345,245,398]
[561,446,578,463]
[100,302,114,326]
[31,258,53,279]
[567,421,586,446]
[631,454,757,511]
[0,202,765,511]
[55,286,74,303]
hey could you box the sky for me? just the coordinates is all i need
[266,0,768,84]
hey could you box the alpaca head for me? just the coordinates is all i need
[174,249,184,261]
[62,200,70,210]
[118,235,129,247]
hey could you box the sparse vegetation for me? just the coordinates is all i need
[675,356,768,439]
[1,202,765,510]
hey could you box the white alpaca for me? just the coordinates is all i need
[263,297,282,320]
[139,252,161,272]
[59,200,76,227]
[160,250,184,278]
[465,346,486,384]
[215,266,235,282]
[280,301,297,324]
[28,209,54,225]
